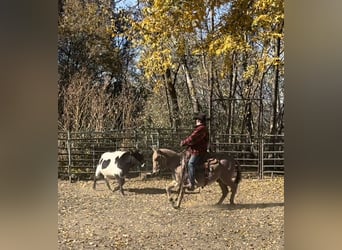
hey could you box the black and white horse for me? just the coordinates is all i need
[93,150,144,195]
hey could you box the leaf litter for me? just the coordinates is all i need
[58,177,284,249]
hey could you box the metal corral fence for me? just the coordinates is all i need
[58,129,284,181]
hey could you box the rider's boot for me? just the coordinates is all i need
[184,178,195,191]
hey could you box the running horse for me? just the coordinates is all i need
[151,148,242,208]
[93,150,144,195]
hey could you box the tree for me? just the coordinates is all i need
[131,0,208,128]
[58,0,147,131]
[129,0,284,135]
[58,0,284,136]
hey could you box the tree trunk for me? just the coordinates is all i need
[227,53,238,138]
[165,68,180,128]
[208,57,214,139]
[182,62,199,113]
[207,4,215,145]
[271,37,281,134]
[271,22,283,135]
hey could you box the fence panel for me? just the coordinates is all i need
[261,134,284,178]
[58,129,284,181]
[211,134,260,177]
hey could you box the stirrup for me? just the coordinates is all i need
[184,183,195,191]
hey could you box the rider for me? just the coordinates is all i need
[180,112,209,191]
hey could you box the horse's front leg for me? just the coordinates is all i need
[166,180,178,202]
[102,177,112,191]
[173,182,185,209]
[171,165,188,208]
[118,177,126,196]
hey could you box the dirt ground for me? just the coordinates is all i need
[58,176,284,249]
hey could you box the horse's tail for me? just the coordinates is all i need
[234,160,242,184]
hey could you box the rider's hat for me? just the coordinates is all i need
[193,112,207,123]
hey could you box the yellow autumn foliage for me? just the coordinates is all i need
[130,0,283,92]
[243,65,256,80]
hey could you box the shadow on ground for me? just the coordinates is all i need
[127,187,166,195]
[215,202,284,210]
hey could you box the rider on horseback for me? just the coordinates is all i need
[180,112,209,191]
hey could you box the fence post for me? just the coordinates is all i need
[92,144,95,169]
[259,136,264,179]
[67,130,71,183]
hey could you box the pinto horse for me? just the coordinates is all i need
[152,148,241,208]
[93,150,144,195]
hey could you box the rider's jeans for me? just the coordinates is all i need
[188,154,203,186]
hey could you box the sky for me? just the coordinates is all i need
[116,0,137,9]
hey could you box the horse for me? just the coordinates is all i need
[93,150,144,195]
[152,148,241,208]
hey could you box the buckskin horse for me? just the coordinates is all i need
[151,148,241,208]
[151,148,183,201]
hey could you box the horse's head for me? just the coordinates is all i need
[130,150,145,168]
[152,149,165,174]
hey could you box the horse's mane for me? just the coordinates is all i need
[158,148,180,156]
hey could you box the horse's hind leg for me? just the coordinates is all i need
[93,175,98,190]
[216,179,229,205]
[229,182,238,204]
[93,172,103,190]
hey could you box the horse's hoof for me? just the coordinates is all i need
[171,200,179,209]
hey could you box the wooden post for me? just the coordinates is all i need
[92,144,95,171]
[259,136,264,179]
[67,130,71,183]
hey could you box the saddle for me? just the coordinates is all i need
[202,157,220,179]
[204,157,219,168]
